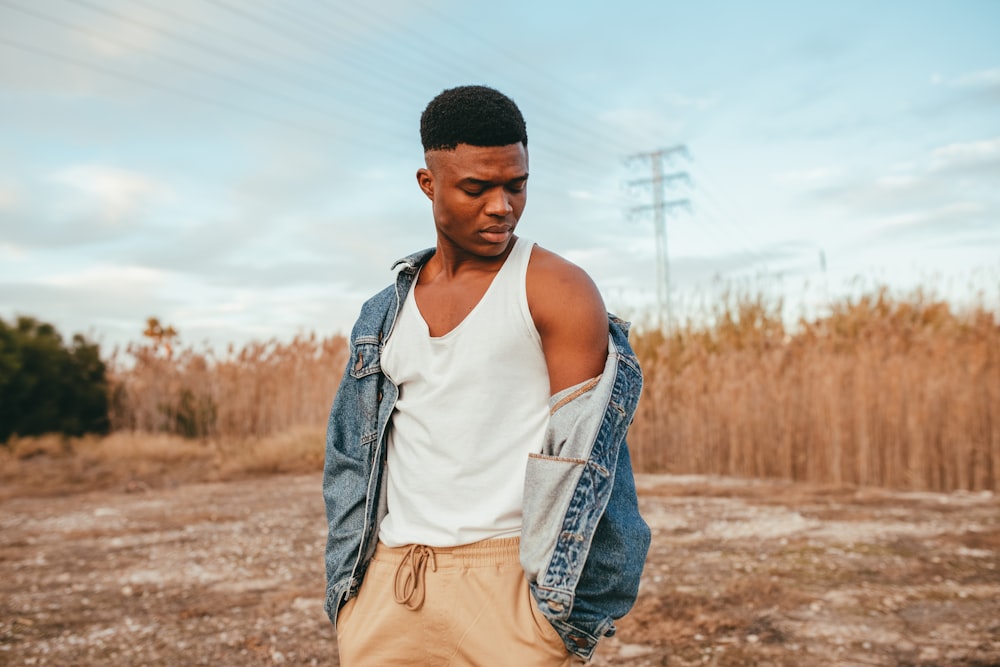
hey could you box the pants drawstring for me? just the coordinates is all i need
[393,544,437,611]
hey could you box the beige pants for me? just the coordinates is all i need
[336,537,583,666]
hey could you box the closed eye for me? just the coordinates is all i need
[507,177,528,193]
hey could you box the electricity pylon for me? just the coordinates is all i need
[626,145,692,331]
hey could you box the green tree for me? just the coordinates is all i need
[0,316,110,443]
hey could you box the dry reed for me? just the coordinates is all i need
[107,333,348,440]
[628,286,999,492]
[13,286,994,495]
[0,429,326,498]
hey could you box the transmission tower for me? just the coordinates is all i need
[626,145,692,331]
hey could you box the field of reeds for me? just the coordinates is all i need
[0,331,347,498]
[2,286,997,495]
[629,286,999,492]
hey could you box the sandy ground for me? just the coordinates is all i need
[1,473,998,666]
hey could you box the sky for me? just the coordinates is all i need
[1,0,998,353]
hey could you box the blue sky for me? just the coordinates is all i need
[1,0,998,351]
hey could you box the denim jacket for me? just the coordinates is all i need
[323,248,650,661]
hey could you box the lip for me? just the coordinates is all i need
[479,225,512,243]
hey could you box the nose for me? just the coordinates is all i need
[484,188,513,217]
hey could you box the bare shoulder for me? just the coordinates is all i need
[526,245,606,321]
[526,244,608,393]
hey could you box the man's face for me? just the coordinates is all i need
[417,142,528,258]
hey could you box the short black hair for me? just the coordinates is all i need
[420,85,527,152]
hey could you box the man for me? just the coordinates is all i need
[323,85,649,665]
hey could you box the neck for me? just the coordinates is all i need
[430,235,518,280]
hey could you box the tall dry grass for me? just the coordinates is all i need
[31,286,992,495]
[0,428,324,499]
[107,333,348,440]
[628,287,999,492]
[0,334,349,495]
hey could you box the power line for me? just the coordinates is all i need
[202,0,627,187]
[690,161,782,269]
[408,0,660,157]
[690,189,769,268]
[129,0,378,96]
[0,34,337,140]
[4,0,399,137]
[247,0,645,185]
[0,0,435,155]
[0,0,719,241]
[203,0,435,103]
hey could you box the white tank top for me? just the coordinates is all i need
[378,237,550,547]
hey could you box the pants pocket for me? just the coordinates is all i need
[335,596,358,635]
[521,578,569,656]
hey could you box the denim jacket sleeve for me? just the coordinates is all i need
[554,443,648,657]
[322,285,397,626]
[521,316,651,660]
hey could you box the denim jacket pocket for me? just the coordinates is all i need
[521,453,588,590]
[347,337,383,448]
[349,338,381,379]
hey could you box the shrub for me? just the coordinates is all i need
[0,316,110,443]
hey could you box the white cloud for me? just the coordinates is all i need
[954,67,1000,89]
[888,160,919,173]
[597,107,683,142]
[217,300,247,314]
[805,135,1000,210]
[79,9,166,59]
[40,264,166,289]
[0,264,169,346]
[873,174,919,189]
[874,202,984,231]
[48,164,167,226]
[665,93,717,111]
[0,182,16,210]
[928,136,1000,171]
[774,166,843,185]
[930,67,1000,90]
[0,242,27,259]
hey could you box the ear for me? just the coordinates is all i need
[416,167,434,201]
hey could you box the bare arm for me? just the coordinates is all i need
[526,246,608,395]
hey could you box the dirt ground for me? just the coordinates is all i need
[1,473,998,666]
